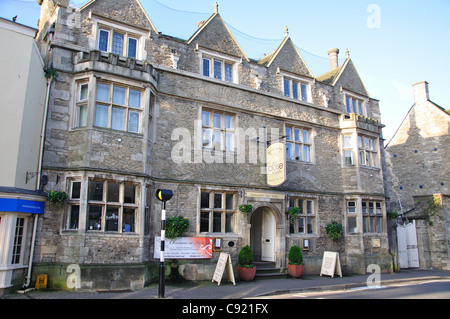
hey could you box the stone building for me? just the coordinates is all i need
[31,0,390,290]
[0,17,47,295]
[385,81,450,270]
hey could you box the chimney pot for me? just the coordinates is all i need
[327,48,339,71]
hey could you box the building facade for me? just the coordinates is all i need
[32,0,390,290]
[0,17,47,294]
[385,81,450,270]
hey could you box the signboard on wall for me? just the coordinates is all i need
[153,237,213,259]
[0,198,45,214]
[266,142,286,187]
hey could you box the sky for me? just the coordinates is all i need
[1,0,449,144]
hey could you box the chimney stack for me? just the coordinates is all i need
[412,81,429,104]
[327,48,339,71]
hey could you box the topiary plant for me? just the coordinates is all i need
[288,245,303,265]
[237,245,254,268]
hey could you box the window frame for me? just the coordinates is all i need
[283,77,311,102]
[199,191,237,234]
[285,125,312,163]
[86,179,139,233]
[357,134,378,168]
[97,24,142,59]
[201,108,235,151]
[200,51,239,83]
[362,200,384,234]
[343,92,367,116]
[288,198,316,235]
[94,81,143,134]
[75,81,89,128]
[11,217,27,265]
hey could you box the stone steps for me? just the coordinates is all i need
[254,261,286,279]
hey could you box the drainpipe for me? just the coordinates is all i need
[23,77,52,288]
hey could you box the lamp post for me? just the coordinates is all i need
[155,189,173,298]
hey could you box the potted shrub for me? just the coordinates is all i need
[287,245,304,278]
[237,245,256,281]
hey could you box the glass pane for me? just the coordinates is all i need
[200,212,209,232]
[295,144,301,161]
[225,132,233,151]
[213,113,222,128]
[202,58,210,77]
[348,216,357,233]
[344,135,351,148]
[303,145,310,162]
[369,202,375,215]
[352,99,357,113]
[301,83,308,101]
[113,86,126,105]
[213,60,222,79]
[363,216,369,233]
[202,129,212,147]
[345,150,353,165]
[214,193,222,209]
[307,217,313,234]
[224,115,233,129]
[285,126,292,140]
[128,37,137,58]
[88,205,102,230]
[78,104,87,127]
[69,205,79,229]
[112,32,124,55]
[225,194,234,210]
[98,30,109,52]
[224,63,232,82]
[376,202,382,215]
[71,182,81,199]
[79,84,88,101]
[105,206,119,231]
[358,100,363,114]
[128,111,139,133]
[377,217,383,233]
[283,79,290,97]
[123,208,135,232]
[292,81,298,99]
[95,104,108,128]
[96,83,110,102]
[200,192,210,208]
[294,128,300,141]
[107,182,120,202]
[298,217,305,234]
[202,111,210,127]
[225,213,235,232]
[88,181,103,201]
[370,217,376,232]
[306,201,313,214]
[129,89,141,108]
[112,107,125,130]
[346,97,351,113]
[286,143,293,160]
[213,130,222,150]
[213,212,221,232]
[124,184,135,203]
[303,130,309,143]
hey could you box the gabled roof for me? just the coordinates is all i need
[187,8,249,61]
[316,58,369,96]
[80,0,157,33]
[257,33,313,77]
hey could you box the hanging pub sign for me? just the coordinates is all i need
[266,142,286,187]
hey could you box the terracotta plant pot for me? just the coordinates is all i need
[237,266,256,281]
[287,264,304,278]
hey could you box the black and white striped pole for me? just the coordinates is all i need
[156,189,173,298]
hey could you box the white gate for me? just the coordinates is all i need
[397,220,419,269]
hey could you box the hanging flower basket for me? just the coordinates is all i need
[238,204,253,215]
[325,221,343,240]
[287,206,300,224]
[47,191,68,207]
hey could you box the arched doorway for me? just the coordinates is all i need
[250,207,276,262]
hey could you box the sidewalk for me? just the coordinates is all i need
[3,268,450,299]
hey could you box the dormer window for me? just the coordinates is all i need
[343,91,367,116]
[98,28,139,59]
[92,17,147,60]
[279,72,312,103]
[200,51,239,83]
